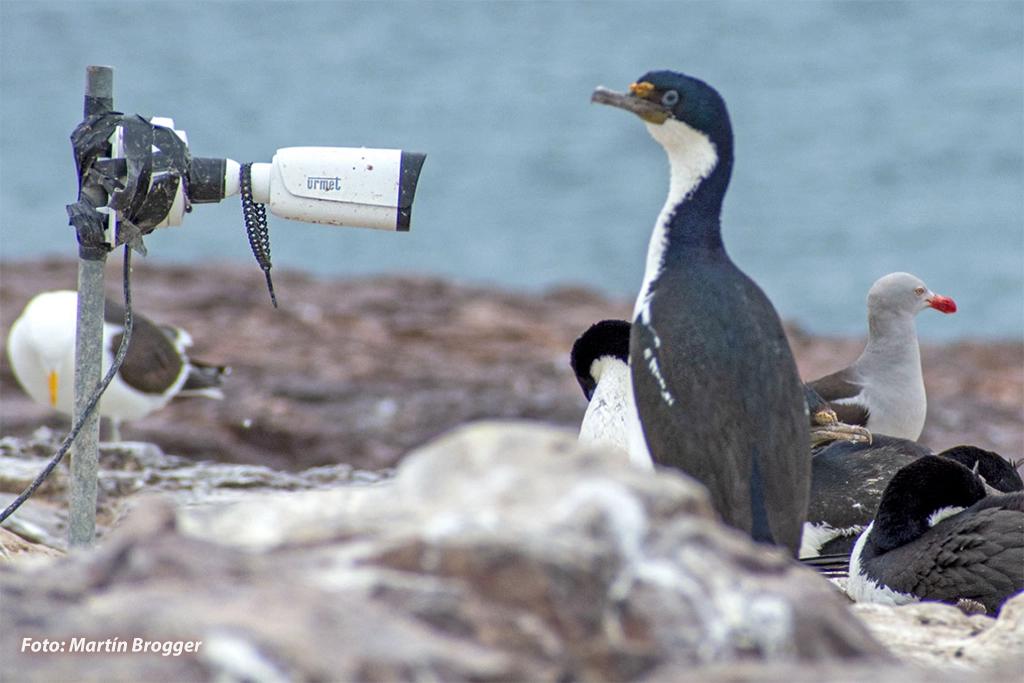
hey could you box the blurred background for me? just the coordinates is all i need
[2,1,1021,341]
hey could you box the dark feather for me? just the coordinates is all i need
[105,298,184,396]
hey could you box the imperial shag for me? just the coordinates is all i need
[803,438,1022,559]
[569,319,636,462]
[807,272,956,441]
[592,71,810,554]
[847,455,1024,615]
[7,290,229,441]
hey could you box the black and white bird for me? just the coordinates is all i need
[592,71,810,555]
[6,290,228,441]
[803,383,872,447]
[803,439,1022,559]
[806,272,956,441]
[569,320,639,464]
[803,436,934,559]
[847,455,1024,615]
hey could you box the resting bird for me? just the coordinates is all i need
[6,290,228,441]
[941,445,1024,495]
[569,319,636,463]
[847,455,1024,615]
[592,71,810,554]
[802,438,1022,559]
[806,272,956,441]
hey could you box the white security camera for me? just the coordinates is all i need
[94,116,425,246]
[192,146,425,232]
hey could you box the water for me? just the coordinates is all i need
[1,1,1021,341]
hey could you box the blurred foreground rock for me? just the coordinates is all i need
[854,597,1024,674]
[2,422,1022,681]
[0,427,392,551]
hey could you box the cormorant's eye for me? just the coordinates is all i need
[661,90,680,107]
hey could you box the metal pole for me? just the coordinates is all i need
[68,65,113,548]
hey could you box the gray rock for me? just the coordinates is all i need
[0,526,63,564]
[4,421,1020,681]
[3,420,897,681]
[854,593,1024,674]
[0,427,393,552]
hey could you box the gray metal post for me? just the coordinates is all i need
[68,65,113,548]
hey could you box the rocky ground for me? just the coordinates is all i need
[1,256,1021,472]
[2,424,1022,681]
[1,257,1023,681]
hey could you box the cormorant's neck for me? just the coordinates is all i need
[649,118,733,252]
[632,118,733,322]
[868,502,931,555]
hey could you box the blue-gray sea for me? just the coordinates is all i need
[1,1,1022,341]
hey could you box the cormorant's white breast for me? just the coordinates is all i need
[570,320,651,469]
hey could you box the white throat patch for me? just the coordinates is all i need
[632,118,719,322]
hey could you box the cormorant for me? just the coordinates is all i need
[592,71,810,554]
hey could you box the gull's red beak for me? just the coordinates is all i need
[926,294,957,314]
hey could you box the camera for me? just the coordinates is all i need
[86,116,426,247]
[192,146,425,232]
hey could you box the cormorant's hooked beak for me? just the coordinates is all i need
[591,84,671,124]
[926,294,957,314]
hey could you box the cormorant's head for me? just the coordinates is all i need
[570,319,631,401]
[871,455,986,553]
[939,445,1023,494]
[591,70,731,143]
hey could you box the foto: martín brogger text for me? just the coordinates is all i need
[21,637,202,657]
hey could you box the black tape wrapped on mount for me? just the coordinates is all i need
[67,113,194,255]
[67,111,123,256]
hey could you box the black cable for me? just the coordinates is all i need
[240,162,277,308]
[0,245,135,525]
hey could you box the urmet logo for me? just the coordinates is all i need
[307,176,345,191]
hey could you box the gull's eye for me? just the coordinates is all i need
[661,90,680,107]
[914,287,925,295]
